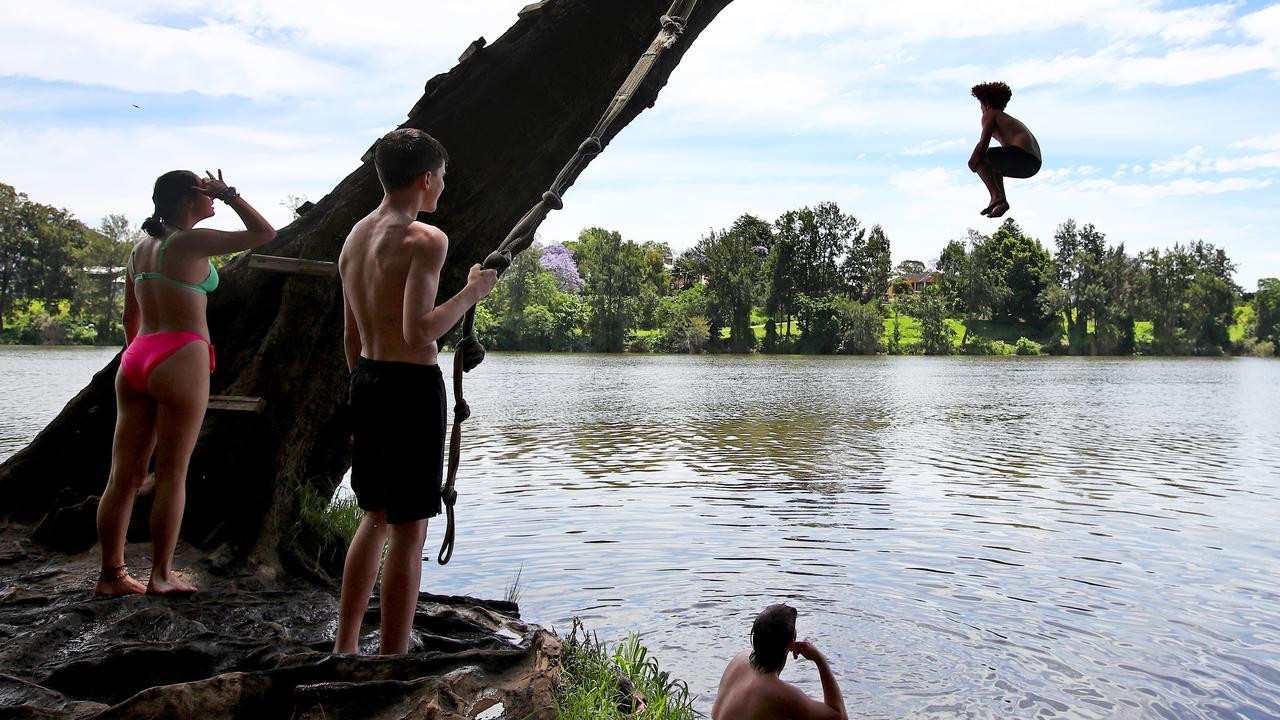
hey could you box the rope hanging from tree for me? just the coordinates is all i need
[437,0,700,565]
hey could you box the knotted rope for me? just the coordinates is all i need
[437,0,699,565]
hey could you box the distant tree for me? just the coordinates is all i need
[987,218,1054,328]
[480,243,587,351]
[702,214,767,352]
[795,293,844,354]
[634,240,673,330]
[281,194,309,219]
[1252,278,1280,352]
[671,245,707,289]
[655,284,711,353]
[1135,242,1237,355]
[916,284,954,355]
[951,230,1008,347]
[843,223,890,304]
[538,242,583,293]
[837,300,884,355]
[763,224,798,339]
[73,214,136,343]
[895,260,926,276]
[1136,245,1194,354]
[0,183,34,330]
[1187,241,1239,355]
[0,183,104,337]
[935,239,967,311]
[575,227,644,352]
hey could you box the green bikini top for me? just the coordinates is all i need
[131,231,219,294]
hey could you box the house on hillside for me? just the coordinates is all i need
[886,271,940,301]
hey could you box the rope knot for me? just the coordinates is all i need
[456,334,486,373]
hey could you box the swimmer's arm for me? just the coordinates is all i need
[969,108,999,170]
[402,225,497,348]
[788,642,848,720]
[780,681,846,720]
[341,283,360,372]
[122,272,140,346]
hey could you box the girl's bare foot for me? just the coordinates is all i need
[147,571,199,596]
[94,565,147,596]
[981,198,1003,216]
[987,199,1010,217]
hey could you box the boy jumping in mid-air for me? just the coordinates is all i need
[333,128,497,655]
[968,81,1041,218]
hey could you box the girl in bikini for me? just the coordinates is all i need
[94,169,275,596]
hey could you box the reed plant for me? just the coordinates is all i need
[556,618,698,720]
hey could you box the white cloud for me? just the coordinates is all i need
[0,2,358,98]
[889,167,959,192]
[1150,146,1207,175]
[1231,133,1280,151]
[1004,41,1280,90]
[1049,175,1272,199]
[902,138,967,156]
[0,123,359,230]
[1150,144,1280,175]
[0,1,531,99]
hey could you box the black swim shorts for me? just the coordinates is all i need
[986,146,1042,179]
[349,357,446,524]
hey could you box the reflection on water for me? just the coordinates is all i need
[4,348,1279,718]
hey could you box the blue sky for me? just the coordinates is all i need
[2,1,1278,287]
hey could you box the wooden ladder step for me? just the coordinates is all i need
[208,395,266,413]
[249,255,338,278]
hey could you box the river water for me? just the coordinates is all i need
[3,347,1278,718]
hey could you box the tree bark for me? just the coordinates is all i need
[0,0,732,572]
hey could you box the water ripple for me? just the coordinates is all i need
[4,349,1279,718]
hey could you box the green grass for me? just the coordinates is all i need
[883,313,967,351]
[1231,304,1253,343]
[1134,320,1155,348]
[556,619,697,720]
[297,483,362,548]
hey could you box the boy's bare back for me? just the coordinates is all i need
[986,109,1042,161]
[713,653,799,719]
[340,210,448,367]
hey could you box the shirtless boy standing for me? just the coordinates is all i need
[333,128,497,655]
[712,604,848,720]
[968,81,1042,218]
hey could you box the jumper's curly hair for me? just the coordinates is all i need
[971,81,1012,110]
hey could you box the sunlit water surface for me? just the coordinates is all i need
[3,347,1278,718]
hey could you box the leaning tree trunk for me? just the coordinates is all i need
[0,0,733,574]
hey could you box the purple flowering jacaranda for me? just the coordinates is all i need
[538,242,584,294]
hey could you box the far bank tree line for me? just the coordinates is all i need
[2,179,1278,356]
[479,205,1279,357]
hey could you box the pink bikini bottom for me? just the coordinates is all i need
[121,332,215,394]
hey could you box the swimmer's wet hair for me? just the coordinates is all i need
[750,603,797,673]
[375,128,449,191]
[971,81,1013,110]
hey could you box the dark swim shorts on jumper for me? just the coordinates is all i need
[986,145,1042,179]
[349,357,446,524]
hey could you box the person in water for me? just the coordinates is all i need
[712,603,849,720]
[95,169,275,596]
[332,128,497,655]
[968,81,1042,218]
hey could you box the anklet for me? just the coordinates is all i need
[99,564,129,580]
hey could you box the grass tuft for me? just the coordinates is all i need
[556,618,698,720]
